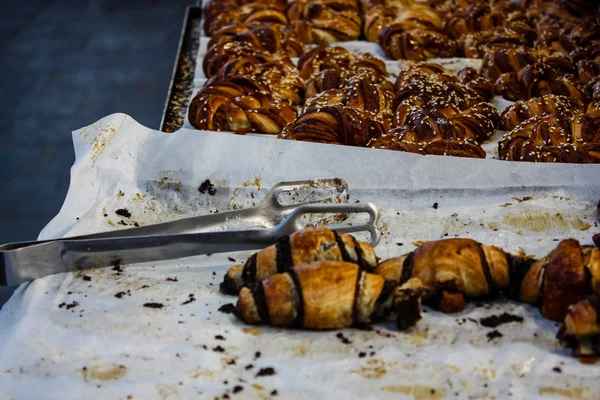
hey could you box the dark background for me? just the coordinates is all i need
[0,0,193,244]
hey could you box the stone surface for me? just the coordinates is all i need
[0,0,192,243]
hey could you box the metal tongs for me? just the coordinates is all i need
[0,179,379,286]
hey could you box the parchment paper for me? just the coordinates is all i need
[1,114,599,399]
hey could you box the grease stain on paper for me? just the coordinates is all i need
[78,363,127,382]
[382,385,445,399]
[502,211,590,232]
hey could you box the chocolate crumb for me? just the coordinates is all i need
[143,302,164,309]
[254,351,261,359]
[138,285,150,289]
[336,332,351,344]
[227,359,236,365]
[166,277,179,282]
[213,346,225,353]
[215,335,225,340]
[223,395,230,399]
[245,364,254,370]
[396,242,403,246]
[82,275,91,281]
[114,291,130,299]
[232,386,243,394]
[486,330,503,341]
[256,367,275,377]
[228,257,236,262]
[270,390,278,396]
[480,313,524,328]
[65,301,79,310]
[433,202,439,209]
[358,352,366,358]
[199,179,217,196]
[182,295,196,305]
[553,367,562,373]
[369,351,376,356]
[115,209,132,218]
[58,302,66,308]
[112,262,123,273]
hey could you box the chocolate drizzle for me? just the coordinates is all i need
[334,231,353,263]
[276,236,293,273]
[287,269,305,328]
[400,252,415,285]
[351,270,364,325]
[351,236,370,271]
[250,282,271,325]
[477,244,497,296]
[506,253,534,299]
[242,253,258,285]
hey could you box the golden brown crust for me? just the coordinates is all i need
[298,46,387,80]
[564,298,600,337]
[263,273,299,326]
[379,22,457,61]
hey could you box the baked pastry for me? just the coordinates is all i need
[236,261,395,329]
[304,68,393,100]
[280,105,386,146]
[457,67,496,100]
[215,57,304,104]
[379,22,457,60]
[207,24,305,58]
[459,27,529,58]
[204,0,288,36]
[363,1,443,43]
[304,72,395,127]
[498,113,600,163]
[220,227,377,294]
[496,62,589,102]
[187,76,297,134]
[297,46,388,80]
[521,0,597,24]
[375,238,516,328]
[520,239,599,322]
[558,296,600,357]
[480,47,539,81]
[500,94,585,131]
[203,42,276,78]
[287,0,362,43]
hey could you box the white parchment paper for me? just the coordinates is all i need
[1,114,599,399]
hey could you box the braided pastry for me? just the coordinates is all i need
[280,105,386,146]
[207,24,305,58]
[498,113,600,163]
[379,22,457,61]
[204,0,288,36]
[203,42,275,78]
[237,261,395,329]
[305,73,395,127]
[220,227,377,294]
[215,57,304,104]
[287,0,362,43]
[364,2,443,43]
[500,95,585,131]
[457,67,496,100]
[460,27,529,58]
[298,46,387,80]
[188,76,297,134]
[496,62,589,102]
[521,0,596,23]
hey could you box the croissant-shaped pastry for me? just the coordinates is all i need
[304,73,395,127]
[207,24,305,58]
[220,227,378,294]
[558,296,600,357]
[500,94,585,131]
[520,239,600,322]
[237,261,395,329]
[496,62,589,103]
[375,238,515,328]
[188,76,297,134]
[498,113,600,163]
[297,46,388,80]
[215,57,304,105]
[457,67,496,101]
[379,22,457,61]
[280,105,386,146]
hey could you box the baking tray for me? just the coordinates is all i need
[160,6,202,133]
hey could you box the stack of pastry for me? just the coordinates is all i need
[367,63,499,158]
[219,227,600,358]
[279,46,392,146]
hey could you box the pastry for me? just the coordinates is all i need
[500,94,585,131]
[204,0,288,37]
[280,105,387,146]
[187,76,297,134]
[220,227,377,294]
[236,261,395,329]
[297,45,387,80]
[379,22,457,61]
[498,113,600,163]
[287,0,362,43]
